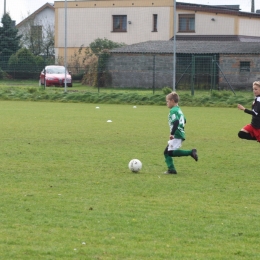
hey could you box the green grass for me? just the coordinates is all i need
[0,101,259,259]
[0,79,255,107]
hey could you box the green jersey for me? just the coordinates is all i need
[168,106,186,140]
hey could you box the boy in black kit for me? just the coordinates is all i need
[238,81,260,142]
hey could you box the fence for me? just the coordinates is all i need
[1,1,260,94]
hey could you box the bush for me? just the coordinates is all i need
[27,87,38,93]
[35,56,45,70]
[72,72,84,81]
[8,48,44,79]
[0,67,3,79]
[162,86,173,95]
[0,69,12,80]
[81,55,98,86]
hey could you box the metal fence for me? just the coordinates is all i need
[1,1,260,94]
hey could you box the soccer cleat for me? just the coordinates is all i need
[163,169,177,174]
[191,149,198,161]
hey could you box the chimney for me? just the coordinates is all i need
[251,0,255,13]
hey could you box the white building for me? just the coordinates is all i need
[16,3,55,56]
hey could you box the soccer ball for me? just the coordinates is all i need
[128,159,142,172]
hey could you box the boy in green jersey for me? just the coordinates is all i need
[164,92,198,174]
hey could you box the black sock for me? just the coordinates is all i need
[238,131,256,140]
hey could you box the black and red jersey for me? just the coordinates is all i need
[244,96,260,128]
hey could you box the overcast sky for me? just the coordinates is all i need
[0,0,259,24]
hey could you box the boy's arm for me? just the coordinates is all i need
[239,99,260,116]
[170,120,179,135]
[244,109,257,116]
[238,103,256,116]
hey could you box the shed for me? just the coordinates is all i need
[107,40,260,90]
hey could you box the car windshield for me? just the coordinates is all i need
[46,67,67,74]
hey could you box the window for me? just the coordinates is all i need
[178,14,195,32]
[31,25,43,41]
[240,61,250,72]
[152,14,158,32]
[113,15,127,32]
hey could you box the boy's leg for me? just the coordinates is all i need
[164,146,177,173]
[163,140,198,174]
[238,130,256,140]
[169,150,191,156]
[168,149,198,161]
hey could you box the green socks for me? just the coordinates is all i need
[171,150,192,157]
[164,154,175,170]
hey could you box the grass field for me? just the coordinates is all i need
[0,100,259,259]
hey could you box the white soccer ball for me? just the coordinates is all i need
[128,159,142,172]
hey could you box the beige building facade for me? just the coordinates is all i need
[54,1,260,60]
[54,0,173,59]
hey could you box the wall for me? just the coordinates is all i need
[107,53,173,88]
[176,11,260,37]
[219,54,260,90]
[33,7,55,27]
[192,13,236,35]
[107,53,260,90]
[239,17,260,37]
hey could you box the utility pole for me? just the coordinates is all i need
[173,0,177,91]
[64,0,68,92]
[251,0,255,13]
[4,0,6,14]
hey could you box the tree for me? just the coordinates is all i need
[89,38,125,56]
[0,13,21,70]
[42,24,55,58]
[89,38,125,87]
[19,17,54,58]
[20,20,55,58]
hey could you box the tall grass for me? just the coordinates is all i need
[0,101,259,259]
[0,81,255,108]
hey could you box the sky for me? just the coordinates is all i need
[0,0,259,24]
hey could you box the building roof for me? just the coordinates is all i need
[173,35,260,42]
[16,3,54,28]
[176,2,260,18]
[214,5,240,11]
[110,40,260,55]
[213,5,240,10]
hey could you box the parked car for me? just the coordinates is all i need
[39,65,72,87]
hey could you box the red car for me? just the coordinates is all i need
[39,65,72,87]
